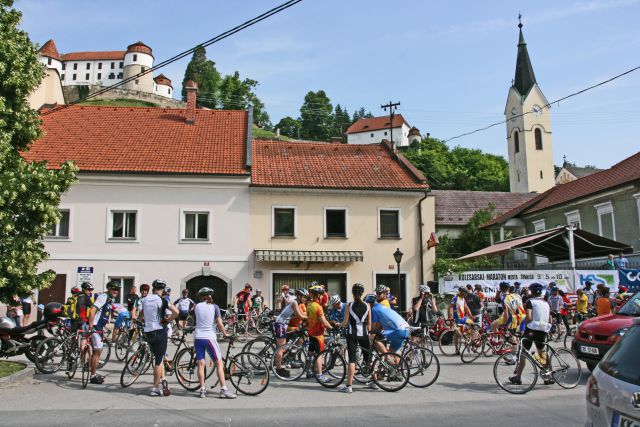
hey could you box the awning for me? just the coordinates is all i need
[457,227,633,262]
[255,250,364,263]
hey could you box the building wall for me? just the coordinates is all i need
[61,59,124,86]
[555,168,577,185]
[154,83,172,98]
[39,174,251,304]
[347,123,410,147]
[249,188,434,310]
[62,85,184,108]
[28,68,65,110]
[435,225,463,239]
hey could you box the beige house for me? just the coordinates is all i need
[249,140,434,310]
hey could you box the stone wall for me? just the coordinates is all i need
[63,85,185,108]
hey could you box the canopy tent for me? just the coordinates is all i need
[457,226,633,264]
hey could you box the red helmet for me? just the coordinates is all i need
[70,286,81,295]
[140,283,150,292]
[618,286,628,293]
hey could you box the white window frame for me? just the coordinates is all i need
[272,205,297,238]
[45,206,73,241]
[377,207,402,239]
[106,207,141,242]
[323,207,349,239]
[564,210,581,229]
[179,208,212,243]
[532,219,546,233]
[594,201,616,240]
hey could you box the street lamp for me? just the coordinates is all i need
[393,248,403,305]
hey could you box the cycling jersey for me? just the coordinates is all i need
[411,295,433,326]
[328,303,346,323]
[503,293,526,330]
[141,294,168,333]
[251,295,264,310]
[371,304,409,332]
[379,299,391,309]
[276,301,296,324]
[347,301,369,338]
[235,290,251,313]
[306,301,325,337]
[288,303,306,329]
[175,297,194,312]
[547,295,563,312]
[450,296,466,319]
[194,302,221,340]
[76,294,93,322]
[125,293,139,312]
[525,298,551,333]
[92,294,114,329]
[576,294,588,314]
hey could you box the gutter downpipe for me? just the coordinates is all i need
[418,189,431,286]
[567,225,576,269]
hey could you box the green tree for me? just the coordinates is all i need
[352,107,373,123]
[219,71,270,128]
[181,45,221,109]
[333,104,351,137]
[299,90,334,140]
[0,0,77,302]
[274,116,301,138]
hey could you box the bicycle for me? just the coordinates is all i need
[34,320,74,374]
[78,329,103,389]
[269,329,312,381]
[350,334,410,392]
[400,328,440,388]
[460,326,516,363]
[438,321,474,357]
[493,334,582,394]
[408,322,435,352]
[311,328,348,388]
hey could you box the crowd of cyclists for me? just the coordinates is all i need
[37,274,630,398]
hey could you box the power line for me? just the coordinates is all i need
[443,65,640,143]
[43,0,303,116]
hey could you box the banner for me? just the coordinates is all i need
[574,270,619,290]
[618,269,640,292]
[441,270,572,297]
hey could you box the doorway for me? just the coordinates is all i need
[186,275,228,308]
[39,274,67,305]
[375,273,406,311]
[272,273,347,309]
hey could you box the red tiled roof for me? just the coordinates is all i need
[431,190,537,226]
[24,106,249,175]
[346,114,408,134]
[484,151,640,227]
[61,51,126,61]
[127,41,153,57]
[39,39,61,60]
[252,139,427,190]
[154,74,172,87]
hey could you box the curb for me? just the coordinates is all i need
[0,363,33,386]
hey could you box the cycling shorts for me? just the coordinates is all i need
[273,322,287,339]
[455,316,474,326]
[382,329,410,352]
[522,327,548,351]
[177,310,189,321]
[114,311,130,328]
[91,331,104,350]
[146,329,168,366]
[194,338,221,362]
[346,336,370,364]
[309,335,325,353]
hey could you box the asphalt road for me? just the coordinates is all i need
[0,339,589,427]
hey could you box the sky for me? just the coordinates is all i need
[17,0,640,169]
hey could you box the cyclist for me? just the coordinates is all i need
[474,284,485,303]
[76,282,94,328]
[131,284,150,321]
[279,285,290,310]
[111,301,130,344]
[328,295,346,327]
[287,289,307,333]
[87,280,120,384]
[411,285,437,327]
[338,283,371,393]
[307,285,333,383]
[464,284,482,323]
[140,279,178,396]
[193,287,236,399]
[574,288,588,322]
[491,282,525,334]
[125,285,139,318]
[375,285,391,308]
[582,281,595,307]
[174,289,195,330]
[251,289,265,314]
[509,283,552,385]
[273,288,307,378]
[449,287,475,355]
[370,291,410,355]
[233,284,253,318]
[547,287,564,336]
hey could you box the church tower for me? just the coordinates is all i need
[504,18,555,193]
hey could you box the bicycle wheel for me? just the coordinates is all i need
[66,345,78,380]
[438,330,460,357]
[35,337,66,374]
[313,349,346,388]
[461,338,484,364]
[170,327,182,346]
[493,351,538,394]
[98,340,111,369]
[114,333,130,361]
[404,346,440,388]
[419,335,435,352]
[549,348,581,389]
[371,352,409,392]
[483,333,504,357]
[81,347,91,389]
[174,347,201,391]
[242,337,276,365]
[270,343,306,381]
[229,352,270,395]
[563,327,575,349]
[353,346,371,384]
[120,344,150,388]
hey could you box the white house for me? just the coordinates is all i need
[345,114,420,148]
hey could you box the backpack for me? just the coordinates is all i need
[63,294,79,319]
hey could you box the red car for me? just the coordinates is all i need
[572,291,640,371]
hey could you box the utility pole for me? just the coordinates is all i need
[381,101,400,148]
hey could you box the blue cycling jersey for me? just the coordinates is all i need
[371,304,409,331]
[329,303,346,323]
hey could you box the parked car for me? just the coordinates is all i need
[586,317,640,427]
[572,291,640,371]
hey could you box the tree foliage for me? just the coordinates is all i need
[181,45,221,109]
[274,116,301,138]
[0,0,77,302]
[299,90,334,140]
[436,205,497,260]
[404,136,509,191]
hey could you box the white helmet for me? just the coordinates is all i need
[329,295,341,305]
[419,285,430,293]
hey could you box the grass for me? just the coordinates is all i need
[253,125,293,140]
[79,98,158,108]
[0,361,25,378]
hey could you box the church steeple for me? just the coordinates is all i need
[513,16,537,96]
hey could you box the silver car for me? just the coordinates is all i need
[586,317,640,427]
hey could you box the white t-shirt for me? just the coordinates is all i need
[176,297,194,312]
[527,298,551,333]
[194,302,222,340]
[141,294,166,333]
[276,301,296,324]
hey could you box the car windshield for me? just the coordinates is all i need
[599,325,640,386]
[618,292,640,316]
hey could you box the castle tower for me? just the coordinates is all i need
[122,41,154,92]
[38,39,63,74]
[153,74,173,98]
[408,127,421,145]
[504,19,555,193]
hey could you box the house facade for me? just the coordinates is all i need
[345,115,420,148]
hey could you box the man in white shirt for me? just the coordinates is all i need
[141,279,178,397]
[194,287,236,399]
[174,289,195,330]
[88,281,120,384]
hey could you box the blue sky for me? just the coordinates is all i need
[17,0,640,168]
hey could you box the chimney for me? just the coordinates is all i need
[185,80,198,124]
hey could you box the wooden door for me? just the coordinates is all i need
[39,274,67,305]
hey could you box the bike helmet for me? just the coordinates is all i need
[509,286,516,293]
[296,288,309,297]
[70,286,81,295]
[363,294,377,304]
[0,317,16,329]
[498,281,510,291]
[514,282,521,288]
[106,280,121,290]
[255,288,262,293]
[81,282,94,290]
[618,286,628,293]
[548,281,557,288]
[419,285,430,293]
[140,283,150,292]
[198,287,214,297]
[166,287,171,292]
[244,283,253,290]
[309,286,324,295]
[352,283,365,296]
[329,295,341,305]
[529,283,544,296]
[457,286,467,294]
[152,279,167,290]
[43,302,63,321]
[375,284,388,294]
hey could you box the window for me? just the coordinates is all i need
[119,62,123,68]
[599,316,640,386]
[379,209,400,238]
[517,170,520,182]
[594,202,616,240]
[61,74,65,80]
[514,131,520,153]
[168,88,171,95]
[86,63,90,70]
[564,210,581,229]
[97,73,101,80]
[370,133,374,137]
[532,219,546,233]
[98,62,102,70]
[117,72,123,79]
[634,194,640,232]
[73,63,78,70]
[183,212,209,240]
[135,79,139,85]
[273,207,295,237]
[133,54,137,61]
[111,62,115,69]
[535,128,543,150]
[141,66,146,72]
[384,131,388,136]
[46,210,70,238]
[108,277,134,304]
[540,170,543,179]
[85,73,89,80]
[47,58,52,65]
[324,208,347,238]
[72,74,76,81]
[110,211,137,239]
[62,63,66,70]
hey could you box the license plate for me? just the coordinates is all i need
[612,411,640,427]
[581,345,599,355]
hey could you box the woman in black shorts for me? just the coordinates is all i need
[338,283,372,394]
[21,294,34,326]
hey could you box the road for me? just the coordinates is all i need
[0,339,588,427]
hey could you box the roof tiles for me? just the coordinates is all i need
[61,51,126,61]
[346,114,408,134]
